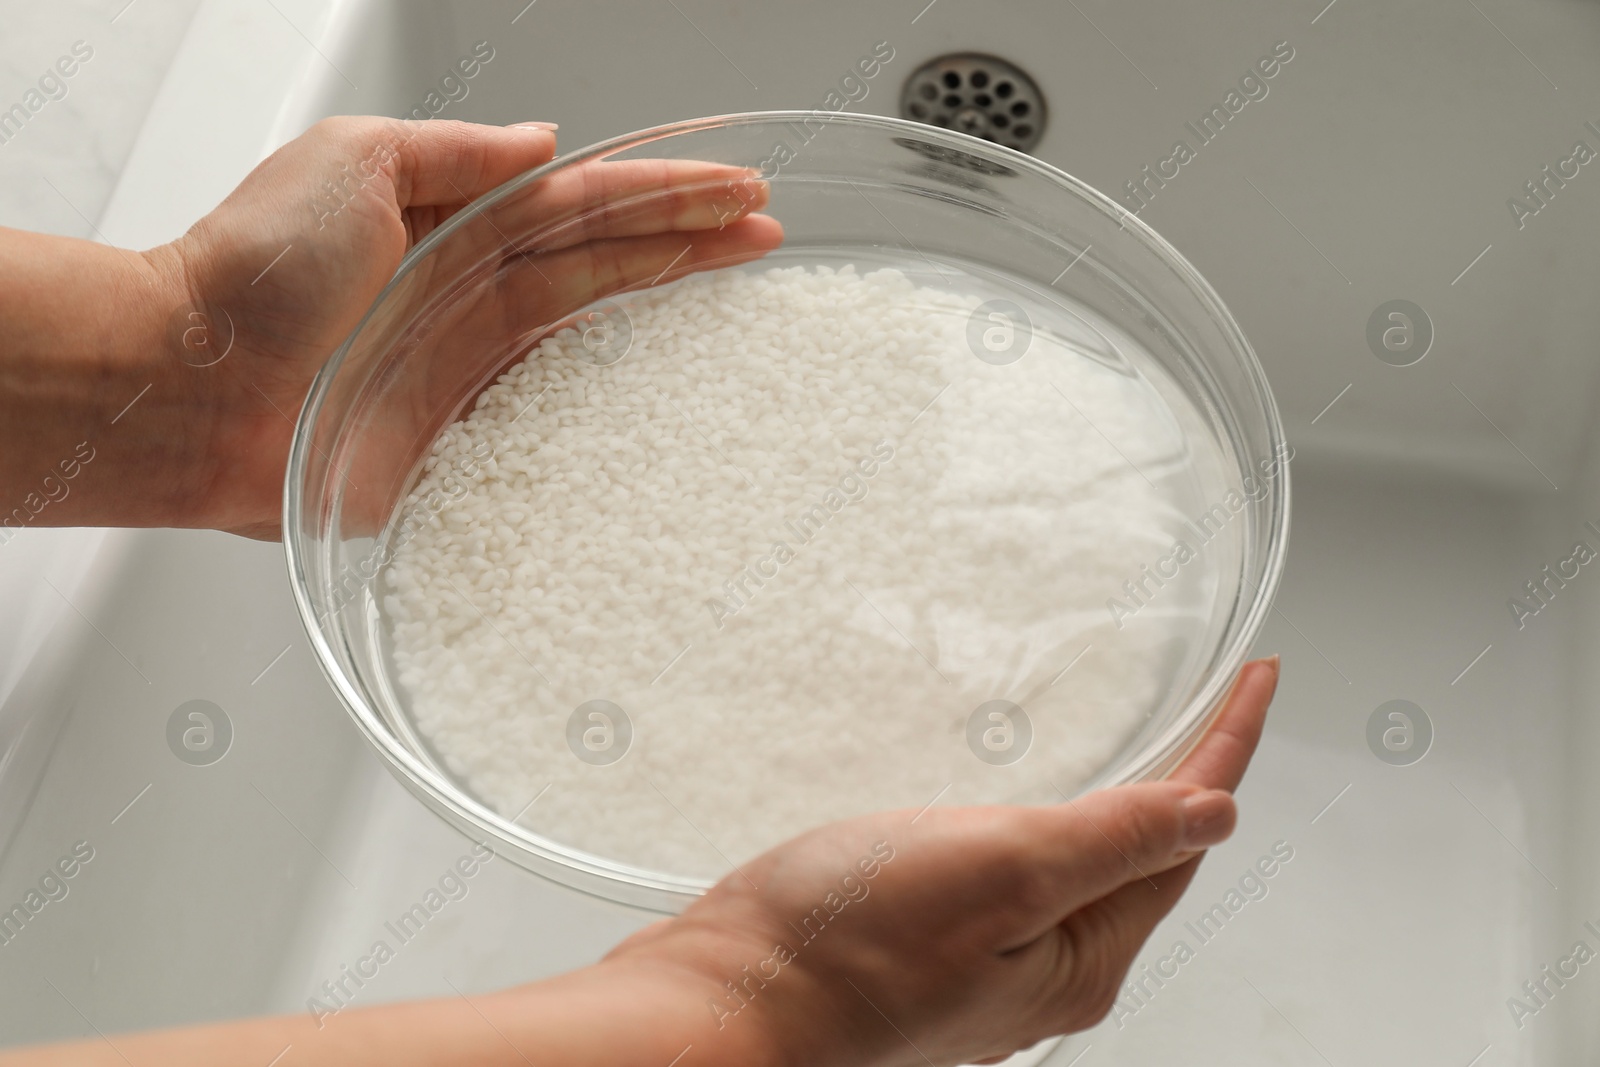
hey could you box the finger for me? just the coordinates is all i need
[1168,655,1279,793]
[992,781,1235,947]
[426,159,770,283]
[495,213,785,330]
[1064,851,1203,964]
[323,117,559,208]
[1022,853,1205,1034]
[488,158,770,252]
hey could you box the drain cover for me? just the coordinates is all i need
[899,53,1046,154]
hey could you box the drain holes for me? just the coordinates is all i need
[899,53,1046,153]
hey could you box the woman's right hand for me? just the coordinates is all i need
[606,656,1279,1067]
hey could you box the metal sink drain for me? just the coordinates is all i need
[899,53,1046,154]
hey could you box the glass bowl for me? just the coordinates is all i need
[284,111,1289,913]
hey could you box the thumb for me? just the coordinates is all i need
[999,782,1236,948]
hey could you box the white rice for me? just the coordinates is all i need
[383,263,1196,880]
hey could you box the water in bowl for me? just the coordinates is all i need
[370,247,1248,882]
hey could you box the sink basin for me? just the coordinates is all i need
[1,0,1596,1062]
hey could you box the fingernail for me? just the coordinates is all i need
[512,121,559,131]
[1180,789,1235,850]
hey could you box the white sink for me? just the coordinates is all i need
[1,0,1596,1062]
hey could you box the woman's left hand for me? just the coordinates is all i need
[142,116,779,537]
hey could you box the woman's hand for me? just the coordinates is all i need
[0,117,779,538]
[143,116,780,537]
[607,656,1280,1067]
